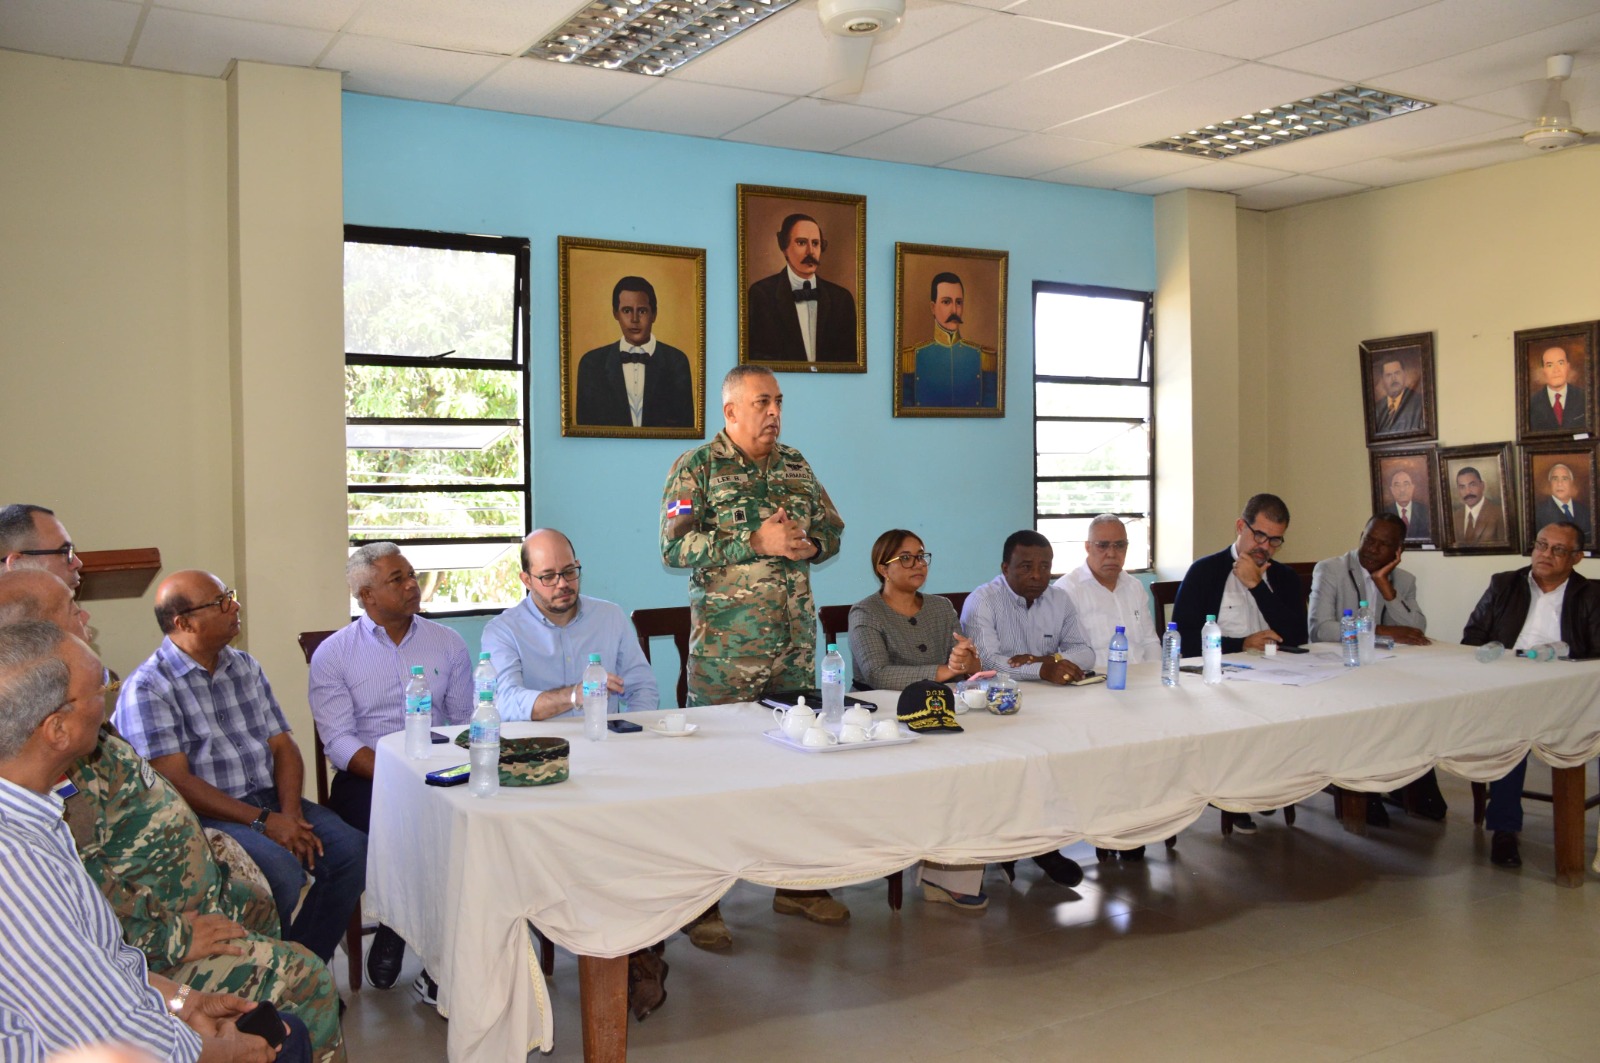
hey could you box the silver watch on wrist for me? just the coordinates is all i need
[167,983,192,1016]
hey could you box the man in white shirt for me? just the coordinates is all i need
[1054,514,1160,671]
[574,276,695,429]
[1460,521,1600,869]
[745,215,858,364]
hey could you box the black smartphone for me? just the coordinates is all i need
[236,1000,287,1048]
[425,763,471,787]
[430,730,449,744]
[607,718,643,734]
[1275,645,1309,654]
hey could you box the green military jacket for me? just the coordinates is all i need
[661,430,844,657]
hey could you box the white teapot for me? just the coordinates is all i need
[773,697,817,741]
[840,704,873,730]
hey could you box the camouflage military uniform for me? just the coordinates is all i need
[661,430,844,705]
[65,732,345,1063]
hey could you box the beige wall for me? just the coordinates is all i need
[1252,147,1600,637]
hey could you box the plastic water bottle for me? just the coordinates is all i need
[473,651,495,698]
[820,643,845,723]
[404,665,432,760]
[468,689,500,798]
[1201,615,1223,685]
[1107,626,1128,690]
[1518,642,1566,661]
[1356,600,1376,665]
[582,653,608,742]
[1161,622,1181,688]
[1474,641,1505,663]
[1340,610,1360,667]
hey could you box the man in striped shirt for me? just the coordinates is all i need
[0,620,306,1062]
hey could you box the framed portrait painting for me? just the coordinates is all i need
[892,243,1007,418]
[1515,320,1598,442]
[558,237,706,440]
[1358,333,1436,446]
[1369,446,1440,547]
[1436,443,1517,555]
[737,184,866,373]
[1520,442,1597,555]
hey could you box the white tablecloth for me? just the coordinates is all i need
[365,644,1600,1061]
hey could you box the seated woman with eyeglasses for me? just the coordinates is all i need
[848,529,988,911]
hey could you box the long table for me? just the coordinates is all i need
[365,644,1600,1062]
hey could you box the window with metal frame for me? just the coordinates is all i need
[344,225,530,613]
[1033,282,1154,570]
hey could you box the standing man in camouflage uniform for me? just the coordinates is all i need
[661,363,849,939]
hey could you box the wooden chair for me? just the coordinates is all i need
[296,629,555,985]
[630,606,692,708]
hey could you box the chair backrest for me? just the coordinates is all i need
[631,606,691,708]
[1150,581,1180,639]
[1284,561,1316,609]
[936,590,969,617]
[296,630,338,804]
[818,604,851,651]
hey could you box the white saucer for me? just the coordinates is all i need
[648,722,698,738]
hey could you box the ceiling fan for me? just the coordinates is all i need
[816,0,906,98]
[1399,53,1599,163]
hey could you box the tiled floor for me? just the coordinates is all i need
[338,768,1600,1061]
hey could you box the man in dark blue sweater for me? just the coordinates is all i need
[1173,492,1308,661]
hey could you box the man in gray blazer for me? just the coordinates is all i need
[1307,512,1443,822]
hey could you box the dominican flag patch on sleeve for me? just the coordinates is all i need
[667,498,693,517]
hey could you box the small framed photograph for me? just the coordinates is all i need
[737,184,865,372]
[892,243,1007,418]
[1436,443,1518,555]
[559,237,705,439]
[1521,442,1597,555]
[1369,446,1440,547]
[1359,333,1436,446]
[1515,321,1598,442]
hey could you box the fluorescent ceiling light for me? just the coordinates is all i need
[525,0,801,76]
[1141,86,1434,160]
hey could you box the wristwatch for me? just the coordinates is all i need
[167,983,191,1016]
[250,807,270,834]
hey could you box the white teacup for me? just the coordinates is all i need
[801,726,838,748]
[840,705,873,730]
[838,723,870,744]
[960,686,988,711]
[660,712,686,732]
[774,704,816,741]
[868,719,900,741]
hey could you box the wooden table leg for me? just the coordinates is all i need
[1339,790,1368,836]
[578,954,628,1063]
[1551,765,1587,889]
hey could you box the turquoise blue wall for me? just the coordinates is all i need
[343,93,1156,693]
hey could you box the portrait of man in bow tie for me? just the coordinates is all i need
[739,186,864,371]
[1359,333,1436,446]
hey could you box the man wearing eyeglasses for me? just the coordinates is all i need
[0,502,83,592]
[113,571,367,967]
[1054,515,1161,672]
[1461,521,1600,869]
[1173,493,1307,660]
[1533,462,1593,542]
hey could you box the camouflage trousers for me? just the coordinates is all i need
[687,640,814,706]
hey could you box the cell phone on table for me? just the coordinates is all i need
[235,999,287,1048]
[425,763,471,787]
[430,730,449,744]
[1274,644,1309,654]
[608,718,643,734]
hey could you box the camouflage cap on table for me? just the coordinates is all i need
[453,733,570,787]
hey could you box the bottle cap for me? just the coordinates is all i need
[1114,626,1124,633]
[1343,609,1353,616]
[1358,600,1369,608]
[1205,614,1216,622]
[1167,622,1177,631]
[479,651,490,661]
[589,653,601,663]
[478,689,494,702]
[410,665,424,675]
[827,643,837,653]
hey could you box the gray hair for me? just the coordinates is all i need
[346,542,402,597]
[721,364,775,406]
[1086,513,1124,534]
[0,571,62,629]
[0,621,71,760]
[0,504,52,556]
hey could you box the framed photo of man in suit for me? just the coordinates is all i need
[737,184,866,373]
[1369,446,1440,548]
[1514,321,1598,443]
[1358,333,1436,446]
[559,237,706,439]
[1437,443,1517,555]
[1520,443,1597,556]
[892,243,1007,418]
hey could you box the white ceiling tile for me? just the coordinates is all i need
[721,96,913,152]
[1264,0,1600,84]
[0,0,140,65]
[940,39,1239,131]
[1120,159,1293,193]
[132,8,332,77]
[321,34,511,104]
[1004,0,1232,37]
[1224,101,1523,171]
[1461,65,1600,129]
[1054,62,1336,145]
[344,0,578,55]
[848,11,1116,114]
[667,6,836,96]
[595,79,789,139]
[1035,146,1210,188]
[836,115,1020,164]
[1312,124,1529,185]
[1233,173,1370,209]
[1146,0,1435,62]
[869,0,992,62]
[456,54,653,121]
[939,133,1119,176]
[1371,12,1600,103]
[152,0,364,33]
